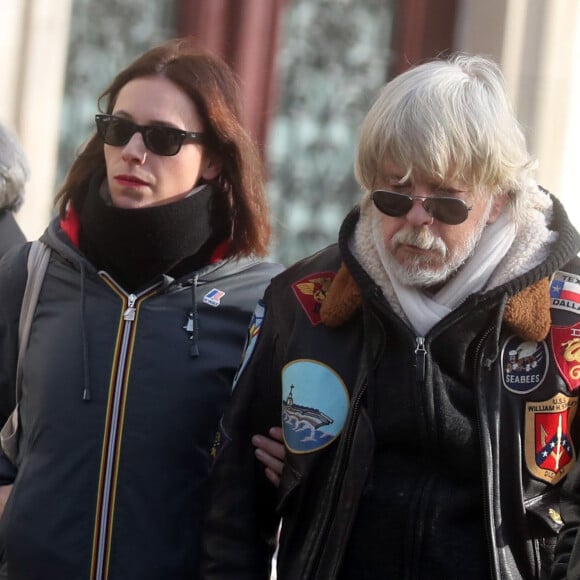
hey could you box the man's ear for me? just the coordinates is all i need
[200,153,222,181]
[487,192,509,224]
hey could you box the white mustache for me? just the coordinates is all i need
[391,227,448,257]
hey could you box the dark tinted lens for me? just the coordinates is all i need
[101,117,135,146]
[423,198,469,225]
[144,126,184,156]
[372,190,413,217]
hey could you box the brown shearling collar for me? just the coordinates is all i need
[320,263,551,341]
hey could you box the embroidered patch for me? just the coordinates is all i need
[500,335,548,394]
[203,288,225,307]
[232,301,265,390]
[291,272,335,325]
[550,271,580,314]
[550,323,580,391]
[281,359,349,453]
[525,394,578,484]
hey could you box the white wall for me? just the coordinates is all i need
[456,0,580,235]
[0,0,72,239]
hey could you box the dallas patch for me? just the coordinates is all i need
[292,272,335,325]
[501,335,548,394]
[525,394,578,484]
[281,359,349,453]
[550,323,580,391]
[232,301,265,390]
[550,271,580,314]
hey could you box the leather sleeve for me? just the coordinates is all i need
[200,287,282,580]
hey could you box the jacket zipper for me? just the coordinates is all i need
[472,324,499,580]
[92,280,160,580]
[414,336,427,384]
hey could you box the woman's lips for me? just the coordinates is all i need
[114,175,148,187]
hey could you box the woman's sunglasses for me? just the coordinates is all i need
[371,189,472,225]
[95,114,205,156]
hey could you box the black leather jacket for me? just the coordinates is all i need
[202,199,580,580]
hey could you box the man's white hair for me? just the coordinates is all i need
[354,53,538,222]
[0,124,29,212]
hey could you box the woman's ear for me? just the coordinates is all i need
[200,153,222,181]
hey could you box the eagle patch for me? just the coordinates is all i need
[292,271,335,325]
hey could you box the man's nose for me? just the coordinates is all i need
[405,197,434,226]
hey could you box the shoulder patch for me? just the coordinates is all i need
[500,335,548,394]
[550,323,580,391]
[525,394,578,484]
[292,271,336,326]
[550,271,580,314]
[232,301,265,390]
[281,359,349,453]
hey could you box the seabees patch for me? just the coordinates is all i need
[281,359,349,453]
[525,394,578,484]
[501,335,548,394]
[291,272,335,326]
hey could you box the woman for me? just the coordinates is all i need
[0,38,283,580]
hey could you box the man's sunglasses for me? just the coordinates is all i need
[95,114,205,156]
[371,189,472,225]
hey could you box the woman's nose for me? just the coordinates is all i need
[121,133,147,164]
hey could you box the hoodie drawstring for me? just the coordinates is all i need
[79,261,92,401]
[190,274,200,358]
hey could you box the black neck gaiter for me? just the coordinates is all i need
[78,177,225,291]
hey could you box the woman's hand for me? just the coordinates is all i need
[252,427,285,487]
[0,484,13,519]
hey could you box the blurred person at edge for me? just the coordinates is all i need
[0,37,285,580]
[201,53,580,580]
[0,124,28,255]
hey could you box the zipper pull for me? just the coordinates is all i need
[415,336,427,383]
[124,294,137,321]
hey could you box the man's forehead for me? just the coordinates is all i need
[379,162,467,189]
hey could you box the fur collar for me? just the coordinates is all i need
[320,262,551,341]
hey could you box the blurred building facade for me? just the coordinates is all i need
[1,0,578,264]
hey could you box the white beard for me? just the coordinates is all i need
[371,205,492,288]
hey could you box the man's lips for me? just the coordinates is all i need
[114,175,148,187]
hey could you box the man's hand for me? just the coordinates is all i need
[0,484,13,519]
[252,427,285,487]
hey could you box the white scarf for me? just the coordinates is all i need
[385,214,516,335]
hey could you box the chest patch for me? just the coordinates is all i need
[203,288,226,307]
[500,335,548,394]
[291,272,335,325]
[281,359,349,453]
[550,323,580,392]
[525,394,578,484]
[550,271,580,314]
[232,301,265,390]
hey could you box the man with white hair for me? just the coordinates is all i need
[0,124,28,256]
[201,54,580,579]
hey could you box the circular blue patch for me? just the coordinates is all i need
[500,335,549,394]
[282,359,349,454]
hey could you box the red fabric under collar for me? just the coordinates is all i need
[60,206,81,248]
